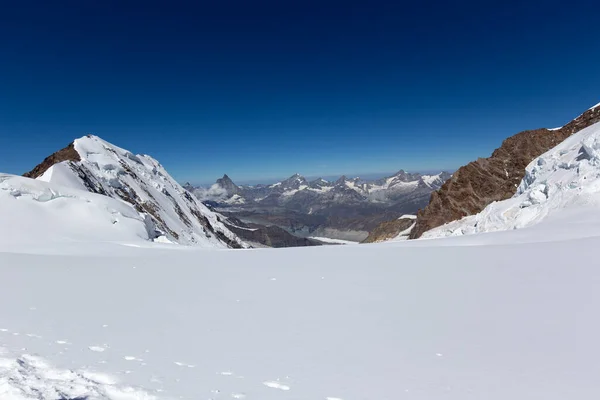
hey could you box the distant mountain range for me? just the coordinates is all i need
[186,170,451,242]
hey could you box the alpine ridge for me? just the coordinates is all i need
[409,101,600,239]
[23,135,247,248]
[422,117,600,238]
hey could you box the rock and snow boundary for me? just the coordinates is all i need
[21,135,247,249]
[423,120,600,238]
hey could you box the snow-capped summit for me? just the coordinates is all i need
[279,173,309,190]
[308,177,330,189]
[24,135,247,248]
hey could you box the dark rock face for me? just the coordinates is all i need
[221,216,320,248]
[410,105,600,239]
[362,217,415,243]
[23,142,81,178]
[216,174,241,196]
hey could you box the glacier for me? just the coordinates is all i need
[1,207,600,398]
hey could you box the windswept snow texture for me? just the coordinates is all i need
[2,208,600,399]
[36,135,246,248]
[0,174,156,252]
[423,120,600,238]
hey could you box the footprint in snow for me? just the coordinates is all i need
[55,340,69,345]
[88,346,106,352]
[263,381,291,391]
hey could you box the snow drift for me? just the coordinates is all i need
[2,220,600,399]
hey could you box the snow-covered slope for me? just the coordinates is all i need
[423,120,600,238]
[2,213,600,399]
[0,173,157,252]
[29,135,246,248]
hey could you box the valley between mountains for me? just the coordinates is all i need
[2,101,600,400]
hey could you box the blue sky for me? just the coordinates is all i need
[1,0,599,185]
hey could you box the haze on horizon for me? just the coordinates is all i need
[1,1,599,184]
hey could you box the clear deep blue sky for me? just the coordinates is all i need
[1,0,599,184]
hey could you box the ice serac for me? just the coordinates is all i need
[0,173,158,249]
[24,135,247,248]
[410,101,600,239]
[423,118,600,238]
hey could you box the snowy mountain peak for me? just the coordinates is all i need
[335,175,348,185]
[24,135,247,248]
[280,173,308,190]
[309,177,329,188]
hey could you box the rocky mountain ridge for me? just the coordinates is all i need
[409,102,600,239]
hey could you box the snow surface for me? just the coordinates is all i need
[0,174,158,253]
[2,204,600,399]
[3,127,600,398]
[424,120,600,238]
[307,236,359,245]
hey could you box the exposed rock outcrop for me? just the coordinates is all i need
[24,142,80,178]
[221,216,320,248]
[362,216,415,243]
[410,103,600,238]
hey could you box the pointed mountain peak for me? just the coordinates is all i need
[22,136,246,248]
[309,177,330,188]
[286,173,303,180]
[216,174,240,195]
[335,175,347,185]
[279,173,307,190]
